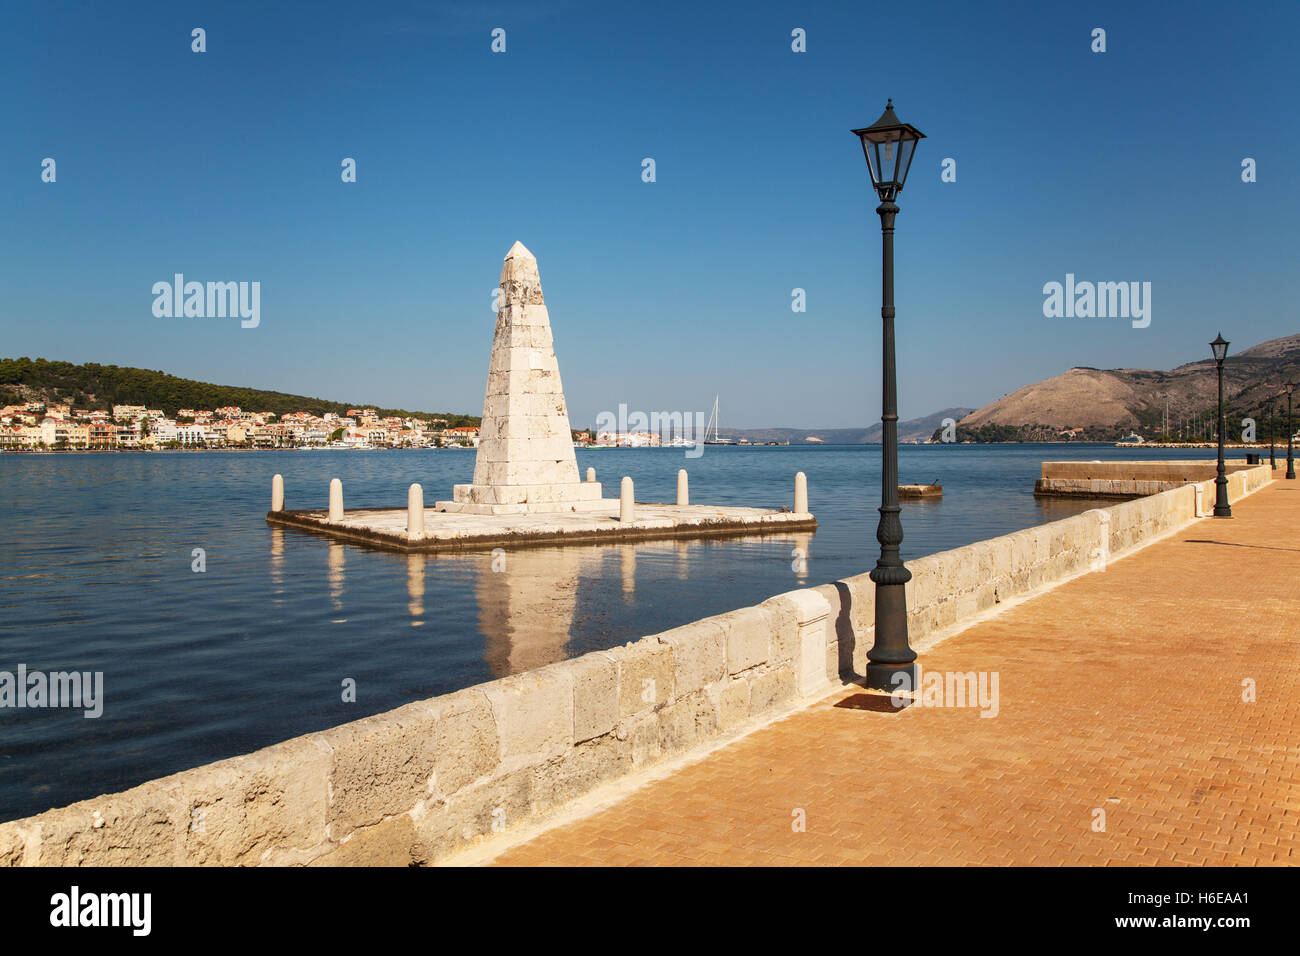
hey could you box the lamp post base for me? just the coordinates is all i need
[866,661,917,693]
[1213,479,1231,517]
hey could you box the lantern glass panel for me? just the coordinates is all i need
[894,136,917,188]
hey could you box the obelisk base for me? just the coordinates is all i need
[435,481,607,515]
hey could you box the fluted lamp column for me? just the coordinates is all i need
[852,100,925,692]
[1286,383,1296,480]
[1210,334,1231,518]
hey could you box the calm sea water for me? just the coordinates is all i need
[0,443,1220,820]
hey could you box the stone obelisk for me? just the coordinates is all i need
[437,242,605,514]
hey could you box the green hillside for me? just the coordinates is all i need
[0,357,480,425]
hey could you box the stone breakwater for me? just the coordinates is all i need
[1033,459,1261,499]
[0,464,1273,866]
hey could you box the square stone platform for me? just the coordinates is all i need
[267,501,817,554]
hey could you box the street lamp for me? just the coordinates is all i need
[1286,383,1296,480]
[1210,334,1231,517]
[852,100,925,691]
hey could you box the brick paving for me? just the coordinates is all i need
[490,480,1300,865]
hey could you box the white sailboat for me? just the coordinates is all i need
[703,395,736,445]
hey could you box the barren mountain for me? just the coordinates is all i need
[1236,333,1300,360]
[961,368,1143,430]
[957,333,1300,439]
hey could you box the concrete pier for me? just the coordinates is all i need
[268,498,816,554]
[1034,459,1258,499]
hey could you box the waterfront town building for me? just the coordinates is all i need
[594,430,663,447]
[0,401,469,451]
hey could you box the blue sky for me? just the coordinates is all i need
[2,0,1297,427]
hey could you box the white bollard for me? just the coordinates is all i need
[620,476,635,523]
[586,466,596,483]
[271,473,284,512]
[329,478,343,522]
[407,483,424,541]
[794,471,808,514]
[677,469,689,506]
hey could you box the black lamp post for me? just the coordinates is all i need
[852,100,925,691]
[1210,334,1231,517]
[1286,383,1296,480]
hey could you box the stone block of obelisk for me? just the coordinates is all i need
[436,242,606,514]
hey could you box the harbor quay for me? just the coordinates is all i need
[485,467,1299,867]
[1033,459,1263,499]
[0,461,1279,865]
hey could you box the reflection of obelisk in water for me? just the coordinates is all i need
[791,531,813,584]
[407,553,426,623]
[476,546,603,678]
[620,546,636,599]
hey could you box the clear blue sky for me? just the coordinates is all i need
[2,1,1297,427]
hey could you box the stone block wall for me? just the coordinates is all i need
[1035,459,1261,499]
[0,594,837,867]
[1040,460,1257,482]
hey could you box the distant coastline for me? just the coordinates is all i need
[7,439,1281,456]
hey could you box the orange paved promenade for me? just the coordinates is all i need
[489,480,1300,866]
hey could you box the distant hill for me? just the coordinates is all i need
[952,333,1300,441]
[0,357,480,425]
[863,407,975,443]
[714,426,872,444]
[1237,333,1300,360]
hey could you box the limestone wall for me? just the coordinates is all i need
[1041,460,1257,481]
[0,596,838,867]
[0,464,1271,867]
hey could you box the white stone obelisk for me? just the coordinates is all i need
[438,242,606,514]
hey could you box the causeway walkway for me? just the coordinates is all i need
[484,479,1299,865]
